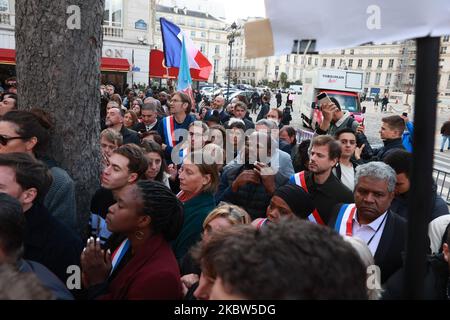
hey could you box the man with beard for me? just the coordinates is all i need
[289,135,353,225]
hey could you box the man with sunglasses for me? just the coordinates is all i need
[333,128,365,191]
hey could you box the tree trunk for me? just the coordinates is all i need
[15,0,104,235]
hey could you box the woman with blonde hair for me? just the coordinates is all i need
[180,203,251,300]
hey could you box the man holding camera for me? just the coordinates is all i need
[315,97,359,136]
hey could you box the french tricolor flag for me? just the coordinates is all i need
[160,17,212,80]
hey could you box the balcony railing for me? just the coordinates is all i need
[103,26,123,39]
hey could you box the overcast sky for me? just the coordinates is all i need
[223,0,266,22]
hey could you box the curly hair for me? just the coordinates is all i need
[136,180,184,241]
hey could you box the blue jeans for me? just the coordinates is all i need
[441,135,450,150]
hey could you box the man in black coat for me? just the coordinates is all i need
[256,94,270,122]
[371,115,405,161]
[328,161,406,284]
[106,107,140,145]
[0,153,83,286]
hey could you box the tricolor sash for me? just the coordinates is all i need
[162,116,176,147]
[334,203,357,236]
[290,171,325,225]
[109,238,130,276]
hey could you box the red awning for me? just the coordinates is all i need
[0,49,16,65]
[100,57,130,72]
[149,49,209,81]
[0,48,130,73]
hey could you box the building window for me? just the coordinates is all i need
[447,75,450,89]
[331,59,335,67]
[215,45,220,54]
[377,59,383,68]
[368,59,373,68]
[265,65,268,76]
[375,73,381,85]
[178,17,185,25]
[201,31,206,38]
[0,0,9,11]
[440,47,447,54]
[444,35,450,42]
[200,44,205,53]
[341,49,345,55]
[104,0,123,28]
[243,73,246,77]
[189,19,195,27]
[322,59,327,67]
[215,33,220,40]
[286,67,290,78]
[385,73,392,86]
[358,59,363,68]
[350,49,354,55]
[190,31,196,38]
[365,72,371,85]
[388,59,394,68]
[286,55,290,62]
[348,59,353,67]
[253,73,255,77]
[294,55,297,63]
[200,21,206,28]
[308,57,311,65]
[314,58,318,66]
[409,73,415,84]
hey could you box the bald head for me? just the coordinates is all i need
[213,95,225,110]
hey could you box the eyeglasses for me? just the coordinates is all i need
[0,134,27,146]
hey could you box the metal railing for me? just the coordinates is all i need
[434,168,450,205]
[103,26,123,39]
[296,128,315,143]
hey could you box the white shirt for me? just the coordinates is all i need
[145,120,158,132]
[340,163,355,191]
[352,211,388,256]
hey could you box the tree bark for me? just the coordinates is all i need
[15,0,104,235]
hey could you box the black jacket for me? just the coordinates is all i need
[256,103,270,121]
[297,171,354,224]
[372,138,405,161]
[383,254,449,300]
[390,183,449,223]
[23,202,83,284]
[120,125,141,145]
[133,119,160,134]
[328,208,407,284]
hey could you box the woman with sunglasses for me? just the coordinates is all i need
[0,109,78,232]
[180,203,251,300]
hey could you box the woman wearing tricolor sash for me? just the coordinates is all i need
[80,181,184,300]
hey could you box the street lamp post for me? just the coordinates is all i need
[226,22,238,103]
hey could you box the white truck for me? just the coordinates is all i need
[299,68,365,129]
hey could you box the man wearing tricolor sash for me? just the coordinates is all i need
[328,162,407,284]
[157,92,195,164]
[289,135,353,225]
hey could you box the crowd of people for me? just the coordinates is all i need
[0,80,449,300]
